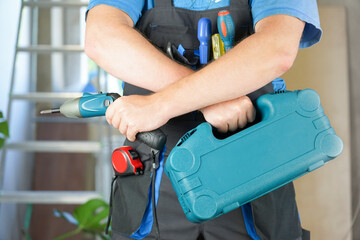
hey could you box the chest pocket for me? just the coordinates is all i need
[148,24,196,52]
[136,2,253,59]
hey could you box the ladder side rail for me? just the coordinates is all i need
[0,0,25,189]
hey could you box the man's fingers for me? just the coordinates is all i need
[110,112,121,129]
[119,119,128,136]
[240,96,256,123]
[105,106,114,125]
[237,114,247,129]
[247,106,256,123]
[228,119,238,132]
[215,122,229,133]
[127,125,138,142]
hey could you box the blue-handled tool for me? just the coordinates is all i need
[197,18,212,64]
[40,92,167,150]
[217,10,235,52]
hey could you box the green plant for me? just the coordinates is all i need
[0,111,9,149]
[54,198,111,240]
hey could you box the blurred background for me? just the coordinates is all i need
[0,0,359,240]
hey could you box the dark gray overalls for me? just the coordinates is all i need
[114,0,309,239]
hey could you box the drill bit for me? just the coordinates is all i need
[40,109,60,115]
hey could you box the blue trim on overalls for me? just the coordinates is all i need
[241,203,261,240]
[240,78,286,239]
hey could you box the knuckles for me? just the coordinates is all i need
[239,96,253,108]
[203,96,256,132]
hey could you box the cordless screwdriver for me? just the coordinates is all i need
[40,92,120,118]
[40,92,167,150]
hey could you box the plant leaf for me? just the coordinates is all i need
[73,199,109,230]
[0,111,3,118]
[0,121,9,137]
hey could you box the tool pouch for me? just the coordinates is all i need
[107,139,165,239]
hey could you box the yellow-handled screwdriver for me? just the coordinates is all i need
[211,34,225,60]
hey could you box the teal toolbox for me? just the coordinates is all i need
[164,89,343,223]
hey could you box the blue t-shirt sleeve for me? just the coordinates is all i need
[250,0,322,49]
[87,0,146,25]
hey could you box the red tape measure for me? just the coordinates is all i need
[112,146,144,176]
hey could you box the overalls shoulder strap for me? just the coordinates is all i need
[154,0,172,7]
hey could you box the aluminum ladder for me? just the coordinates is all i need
[0,0,115,205]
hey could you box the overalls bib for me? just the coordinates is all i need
[124,0,274,98]
[115,1,309,239]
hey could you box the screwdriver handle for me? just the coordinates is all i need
[217,10,235,52]
[198,18,212,64]
[211,34,225,60]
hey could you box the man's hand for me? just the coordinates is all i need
[106,94,255,141]
[105,95,170,142]
[200,96,256,133]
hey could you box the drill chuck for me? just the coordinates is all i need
[59,98,82,118]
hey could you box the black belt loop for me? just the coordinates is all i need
[154,0,173,8]
[105,175,118,235]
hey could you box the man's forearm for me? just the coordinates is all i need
[95,9,305,140]
[86,6,303,110]
[85,5,193,92]
[86,6,304,118]
[155,15,305,118]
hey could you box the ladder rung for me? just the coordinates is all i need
[33,116,102,124]
[11,92,83,102]
[23,1,89,8]
[5,141,101,153]
[0,191,102,204]
[17,45,84,53]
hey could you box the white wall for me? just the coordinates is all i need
[283,7,352,240]
[317,1,360,238]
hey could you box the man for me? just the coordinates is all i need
[85,0,322,239]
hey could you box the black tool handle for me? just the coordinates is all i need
[107,93,167,150]
[137,129,167,150]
